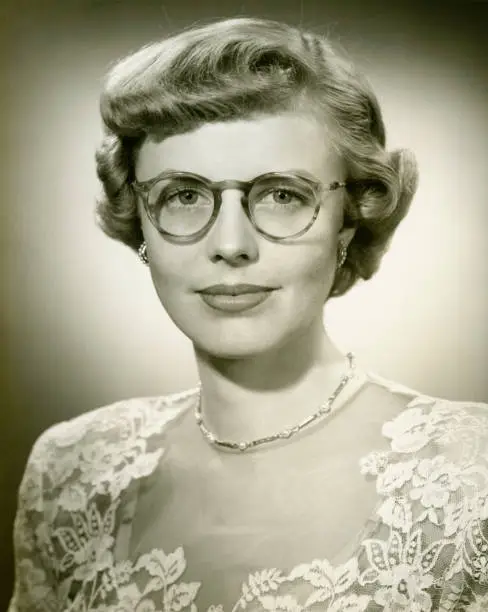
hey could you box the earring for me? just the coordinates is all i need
[337,241,348,269]
[138,241,149,265]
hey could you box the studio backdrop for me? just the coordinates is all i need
[2,0,487,606]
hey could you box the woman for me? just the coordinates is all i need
[9,16,488,612]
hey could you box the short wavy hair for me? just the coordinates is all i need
[95,17,418,297]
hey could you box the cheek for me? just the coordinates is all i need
[142,218,191,298]
[149,257,186,300]
[299,214,341,289]
[144,247,191,310]
[293,242,339,312]
[289,241,337,291]
[148,258,198,333]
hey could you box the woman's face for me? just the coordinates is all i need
[135,113,353,358]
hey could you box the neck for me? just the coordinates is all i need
[193,318,350,443]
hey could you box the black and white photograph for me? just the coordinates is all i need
[3,1,488,610]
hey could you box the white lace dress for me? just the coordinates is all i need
[8,370,488,612]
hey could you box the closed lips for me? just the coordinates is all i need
[198,284,277,295]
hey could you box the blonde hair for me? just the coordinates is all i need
[95,17,418,297]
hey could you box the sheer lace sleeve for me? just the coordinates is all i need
[8,430,60,612]
[434,400,488,610]
[7,394,188,612]
[363,396,488,611]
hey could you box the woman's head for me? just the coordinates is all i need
[134,112,350,359]
[95,16,418,354]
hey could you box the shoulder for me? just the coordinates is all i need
[35,387,197,453]
[364,372,488,444]
[358,369,488,504]
[19,388,198,508]
[363,370,488,458]
[360,373,488,604]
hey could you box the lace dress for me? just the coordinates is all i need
[8,369,488,612]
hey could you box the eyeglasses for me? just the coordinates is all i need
[132,170,348,242]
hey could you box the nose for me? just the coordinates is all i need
[205,189,259,264]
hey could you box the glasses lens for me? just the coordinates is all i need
[249,175,318,238]
[144,173,320,238]
[147,176,214,236]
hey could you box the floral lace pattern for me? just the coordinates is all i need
[8,378,488,611]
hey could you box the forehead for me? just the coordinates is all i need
[135,114,344,182]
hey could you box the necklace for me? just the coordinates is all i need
[194,352,356,452]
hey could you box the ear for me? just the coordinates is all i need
[338,225,356,248]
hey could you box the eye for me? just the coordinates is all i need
[176,189,200,205]
[251,175,314,208]
[163,186,213,208]
[257,187,306,208]
[271,189,295,204]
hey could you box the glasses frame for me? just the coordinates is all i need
[131,170,348,243]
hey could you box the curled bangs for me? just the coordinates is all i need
[99,19,332,142]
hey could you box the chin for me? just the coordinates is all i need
[189,325,278,358]
[193,341,278,361]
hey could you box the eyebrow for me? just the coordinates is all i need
[135,167,325,184]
